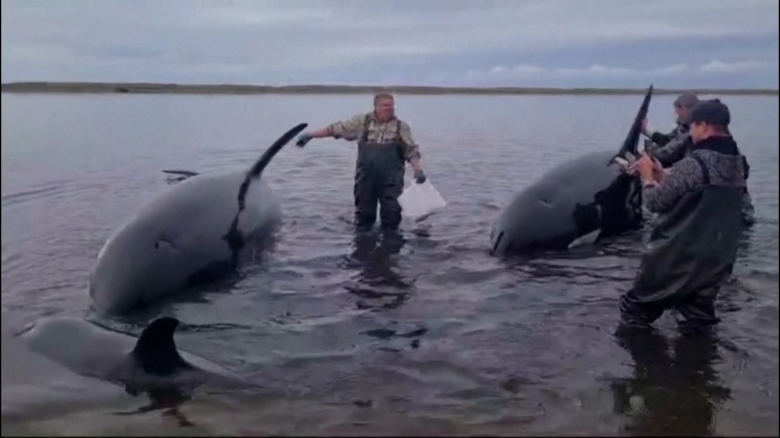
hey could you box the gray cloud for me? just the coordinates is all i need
[460,60,778,83]
[2,0,778,87]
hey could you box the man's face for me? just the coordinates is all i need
[374,98,395,121]
[674,105,686,120]
[690,122,707,143]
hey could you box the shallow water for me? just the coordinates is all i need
[1,92,778,436]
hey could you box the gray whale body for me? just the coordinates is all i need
[490,85,654,255]
[89,123,307,315]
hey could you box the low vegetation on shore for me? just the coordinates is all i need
[2,82,777,96]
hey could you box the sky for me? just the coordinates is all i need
[1,0,778,88]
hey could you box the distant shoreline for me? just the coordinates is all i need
[2,82,778,96]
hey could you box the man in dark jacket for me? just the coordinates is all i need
[642,93,755,226]
[294,93,426,232]
[620,99,747,332]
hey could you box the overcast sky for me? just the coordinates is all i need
[2,0,778,88]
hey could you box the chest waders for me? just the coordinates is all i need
[652,132,754,227]
[353,115,406,231]
[619,157,744,332]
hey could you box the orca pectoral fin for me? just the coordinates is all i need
[613,157,630,168]
[568,229,602,250]
[112,405,159,416]
[162,170,200,185]
[162,169,199,177]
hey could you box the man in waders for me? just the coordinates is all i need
[620,99,747,333]
[642,92,755,226]
[295,93,426,232]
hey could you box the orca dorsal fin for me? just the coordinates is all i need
[247,123,308,180]
[222,123,308,253]
[131,316,192,376]
[235,123,308,212]
[611,84,653,164]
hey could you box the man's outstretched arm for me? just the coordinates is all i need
[296,114,364,146]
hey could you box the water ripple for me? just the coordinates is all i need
[1,93,777,436]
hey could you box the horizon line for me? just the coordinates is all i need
[2,81,778,96]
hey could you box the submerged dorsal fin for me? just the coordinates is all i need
[610,84,653,164]
[131,316,192,376]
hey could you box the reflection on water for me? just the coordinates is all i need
[612,326,732,436]
[344,230,411,310]
[111,385,195,428]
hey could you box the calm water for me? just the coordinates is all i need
[1,92,778,436]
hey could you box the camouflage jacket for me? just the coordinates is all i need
[327,112,421,162]
[646,123,692,168]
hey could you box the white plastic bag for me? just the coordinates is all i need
[398,178,447,219]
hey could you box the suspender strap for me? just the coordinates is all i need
[691,155,710,186]
[360,114,371,142]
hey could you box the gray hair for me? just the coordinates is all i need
[373,93,394,106]
[674,92,699,109]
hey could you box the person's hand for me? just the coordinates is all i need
[623,155,641,175]
[636,154,654,175]
[414,169,427,184]
[650,156,666,183]
[633,154,663,183]
[295,133,313,147]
